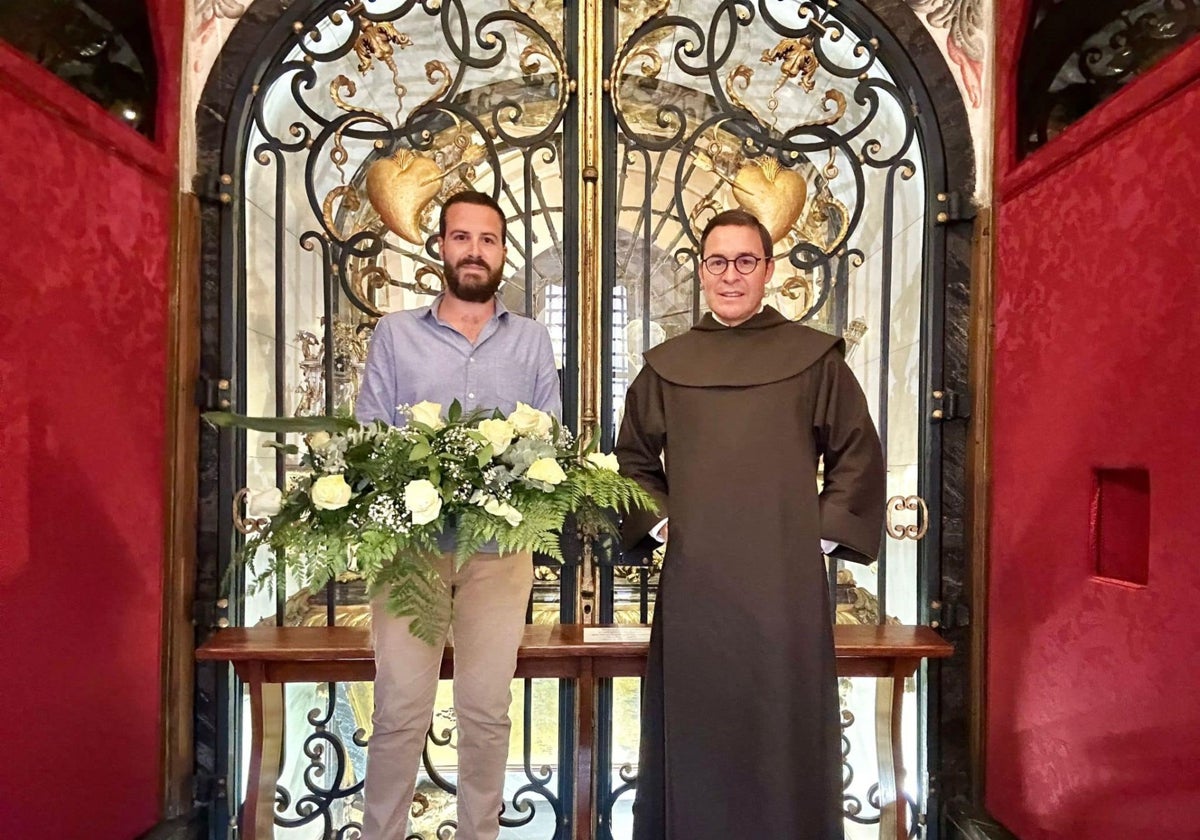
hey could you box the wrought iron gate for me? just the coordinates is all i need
[195,1,973,837]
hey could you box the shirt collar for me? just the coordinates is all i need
[711,302,765,327]
[424,291,510,325]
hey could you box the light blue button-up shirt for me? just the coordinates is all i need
[354,293,562,554]
[355,293,561,425]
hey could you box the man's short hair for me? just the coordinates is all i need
[438,190,507,242]
[700,208,773,259]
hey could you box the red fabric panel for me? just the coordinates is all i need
[0,1,181,836]
[989,4,1200,832]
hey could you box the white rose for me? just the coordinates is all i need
[509,402,553,439]
[477,418,516,455]
[404,478,443,525]
[526,457,567,486]
[307,431,332,450]
[585,452,620,471]
[246,486,283,517]
[409,400,444,429]
[311,474,352,510]
[484,497,524,526]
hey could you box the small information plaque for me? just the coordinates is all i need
[582,626,651,644]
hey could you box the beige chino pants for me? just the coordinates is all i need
[361,551,534,840]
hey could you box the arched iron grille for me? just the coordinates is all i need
[196,1,975,838]
[595,3,939,836]
[0,0,158,134]
[1016,0,1200,157]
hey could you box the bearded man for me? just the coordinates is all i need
[355,190,560,839]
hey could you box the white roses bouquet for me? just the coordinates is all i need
[206,401,655,642]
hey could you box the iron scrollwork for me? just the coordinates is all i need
[603,0,928,833]
[237,0,573,835]
[1017,0,1200,156]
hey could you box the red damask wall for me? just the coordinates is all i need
[0,2,181,836]
[988,3,1200,836]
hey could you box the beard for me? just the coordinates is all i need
[444,258,503,303]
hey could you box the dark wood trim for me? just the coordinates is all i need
[160,189,202,818]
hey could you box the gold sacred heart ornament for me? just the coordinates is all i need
[731,157,808,244]
[366,150,446,245]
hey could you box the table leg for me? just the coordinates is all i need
[575,659,595,840]
[239,662,285,840]
[874,665,908,840]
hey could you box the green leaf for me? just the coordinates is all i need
[582,425,601,455]
[476,444,494,468]
[408,440,432,461]
[448,399,463,423]
[261,441,301,455]
[203,411,357,434]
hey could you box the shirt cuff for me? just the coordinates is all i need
[649,518,669,542]
[821,539,839,555]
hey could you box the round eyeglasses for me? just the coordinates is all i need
[702,254,767,275]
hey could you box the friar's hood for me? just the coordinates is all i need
[643,306,844,387]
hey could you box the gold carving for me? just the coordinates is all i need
[353,19,412,123]
[616,0,671,51]
[413,265,444,294]
[807,89,848,127]
[365,150,445,245]
[796,190,850,254]
[886,495,929,540]
[322,184,362,234]
[354,20,411,74]
[350,262,441,307]
[724,64,761,122]
[232,487,267,535]
[578,0,604,436]
[329,75,385,120]
[509,0,566,43]
[727,39,848,130]
[608,44,663,130]
[413,60,452,115]
[762,36,819,95]
[732,157,808,244]
[779,274,813,309]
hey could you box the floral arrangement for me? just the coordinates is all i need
[206,401,655,642]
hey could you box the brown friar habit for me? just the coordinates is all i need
[615,306,886,840]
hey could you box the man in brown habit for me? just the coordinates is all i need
[615,208,886,839]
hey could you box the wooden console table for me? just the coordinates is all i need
[197,623,952,840]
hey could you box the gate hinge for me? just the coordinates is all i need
[930,388,969,422]
[196,170,236,206]
[196,373,232,412]
[193,596,230,630]
[934,190,976,224]
[930,598,970,630]
[192,599,215,628]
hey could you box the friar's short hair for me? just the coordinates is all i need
[699,208,772,258]
[438,190,507,242]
